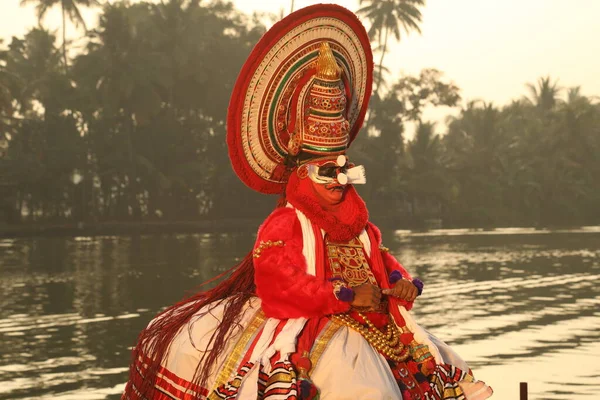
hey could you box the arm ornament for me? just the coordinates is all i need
[329,277,354,302]
[335,286,355,302]
[412,278,424,296]
[253,240,285,258]
[389,270,403,284]
[379,245,390,253]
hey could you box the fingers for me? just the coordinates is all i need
[382,286,401,297]
[399,282,410,299]
[351,284,382,308]
[407,285,418,302]
[353,282,420,307]
[391,281,408,299]
[370,284,381,307]
[383,281,418,301]
[372,285,382,299]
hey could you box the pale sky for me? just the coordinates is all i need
[2,0,600,133]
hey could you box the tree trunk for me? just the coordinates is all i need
[125,113,142,220]
[376,26,389,96]
[102,182,111,219]
[17,192,24,223]
[61,1,68,72]
[364,26,389,130]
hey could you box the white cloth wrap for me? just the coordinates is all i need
[310,327,402,400]
[160,297,262,395]
[259,317,308,373]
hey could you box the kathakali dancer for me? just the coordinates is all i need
[122,4,493,400]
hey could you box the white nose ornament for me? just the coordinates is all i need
[336,155,348,184]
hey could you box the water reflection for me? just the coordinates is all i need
[389,230,600,399]
[0,229,598,399]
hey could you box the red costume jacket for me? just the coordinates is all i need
[253,206,415,320]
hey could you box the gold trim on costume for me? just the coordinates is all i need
[326,236,378,288]
[266,371,295,384]
[308,321,342,376]
[208,308,266,399]
[253,240,285,258]
[444,387,464,397]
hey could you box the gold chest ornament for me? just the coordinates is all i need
[326,236,378,287]
[326,235,429,364]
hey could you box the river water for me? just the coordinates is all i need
[1,227,599,399]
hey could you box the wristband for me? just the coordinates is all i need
[412,278,424,296]
[389,270,403,284]
[336,286,355,302]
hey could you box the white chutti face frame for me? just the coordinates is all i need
[306,155,366,185]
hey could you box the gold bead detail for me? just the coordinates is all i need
[253,240,285,258]
[331,312,410,362]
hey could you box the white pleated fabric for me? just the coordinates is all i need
[310,326,402,399]
[160,297,262,394]
[260,317,308,373]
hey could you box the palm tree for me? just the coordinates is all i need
[525,75,561,111]
[4,28,69,117]
[20,0,102,71]
[406,121,446,220]
[0,47,15,122]
[3,28,81,221]
[357,0,424,94]
[73,2,168,219]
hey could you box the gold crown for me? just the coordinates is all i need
[316,42,341,80]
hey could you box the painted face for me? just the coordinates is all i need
[305,155,366,187]
[309,177,347,206]
[299,155,366,206]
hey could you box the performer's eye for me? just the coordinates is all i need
[318,166,337,178]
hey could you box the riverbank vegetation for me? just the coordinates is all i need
[1,0,599,230]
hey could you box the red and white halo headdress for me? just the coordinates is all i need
[227,4,373,194]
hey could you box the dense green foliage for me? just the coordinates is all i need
[1,0,599,228]
[351,75,600,227]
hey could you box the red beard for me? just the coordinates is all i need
[285,169,369,241]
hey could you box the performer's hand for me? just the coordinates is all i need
[382,280,418,302]
[350,284,381,309]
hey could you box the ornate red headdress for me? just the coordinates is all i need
[227,4,373,194]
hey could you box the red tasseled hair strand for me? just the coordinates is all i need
[124,251,256,397]
[124,192,290,398]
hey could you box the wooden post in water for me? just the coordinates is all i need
[520,382,528,400]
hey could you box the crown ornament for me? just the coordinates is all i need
[227,4,373,194]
